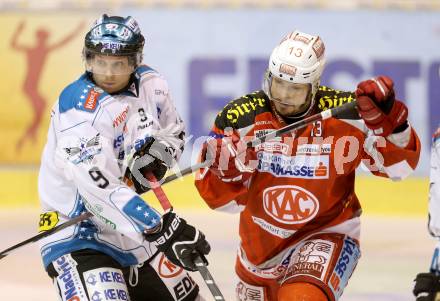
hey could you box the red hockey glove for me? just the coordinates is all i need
[202,130,257,183]
[355,75,408,136]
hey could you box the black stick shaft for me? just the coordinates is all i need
[248,100,357,147]
[0,212,93,260]
[193,256,225,301]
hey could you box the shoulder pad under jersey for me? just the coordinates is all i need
[316,85,356,111]
[215,90,270,130]
[315,85,359,119]
[135,65,158,78]
[59,74,109,114]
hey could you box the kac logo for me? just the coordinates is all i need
[263,185,319,224]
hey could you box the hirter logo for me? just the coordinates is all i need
[84,88,100,111]
[263,185,319,224]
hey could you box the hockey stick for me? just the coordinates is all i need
[247,100,358,147]
[146,173,226,301]
[160,100,358,184]
[0,101,358,260]
[0,211,93,261]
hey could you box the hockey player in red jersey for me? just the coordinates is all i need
[195,30,421,301]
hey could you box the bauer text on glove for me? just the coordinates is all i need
[144,210,211,271]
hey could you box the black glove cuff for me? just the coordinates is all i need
[392,120,409,134]
[414,272,440,296]
[143,211,186,251]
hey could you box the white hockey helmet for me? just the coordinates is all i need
[263,30,326,118]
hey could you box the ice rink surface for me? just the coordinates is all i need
[0,208,434,301]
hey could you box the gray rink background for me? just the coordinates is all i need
[0,208,434,301]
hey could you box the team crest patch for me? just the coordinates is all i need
[63,134,102,165]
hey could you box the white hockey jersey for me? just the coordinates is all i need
[429,125,440,237]
[38,66,185,269]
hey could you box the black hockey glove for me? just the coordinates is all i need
[413,272,440,301]
[144,210,211,271]
[125,137,174,194]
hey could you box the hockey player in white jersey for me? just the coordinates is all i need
[413,125,440,301]
[38,15,210,301]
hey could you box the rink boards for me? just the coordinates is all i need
[0,169,429,216]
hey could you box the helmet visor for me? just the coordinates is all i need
[269,76,311,107]
[85,53,135,76]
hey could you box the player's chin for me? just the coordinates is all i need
[102,83,126,94]
[277,108,302,117]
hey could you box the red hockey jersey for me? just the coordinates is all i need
[195,87,420,266]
